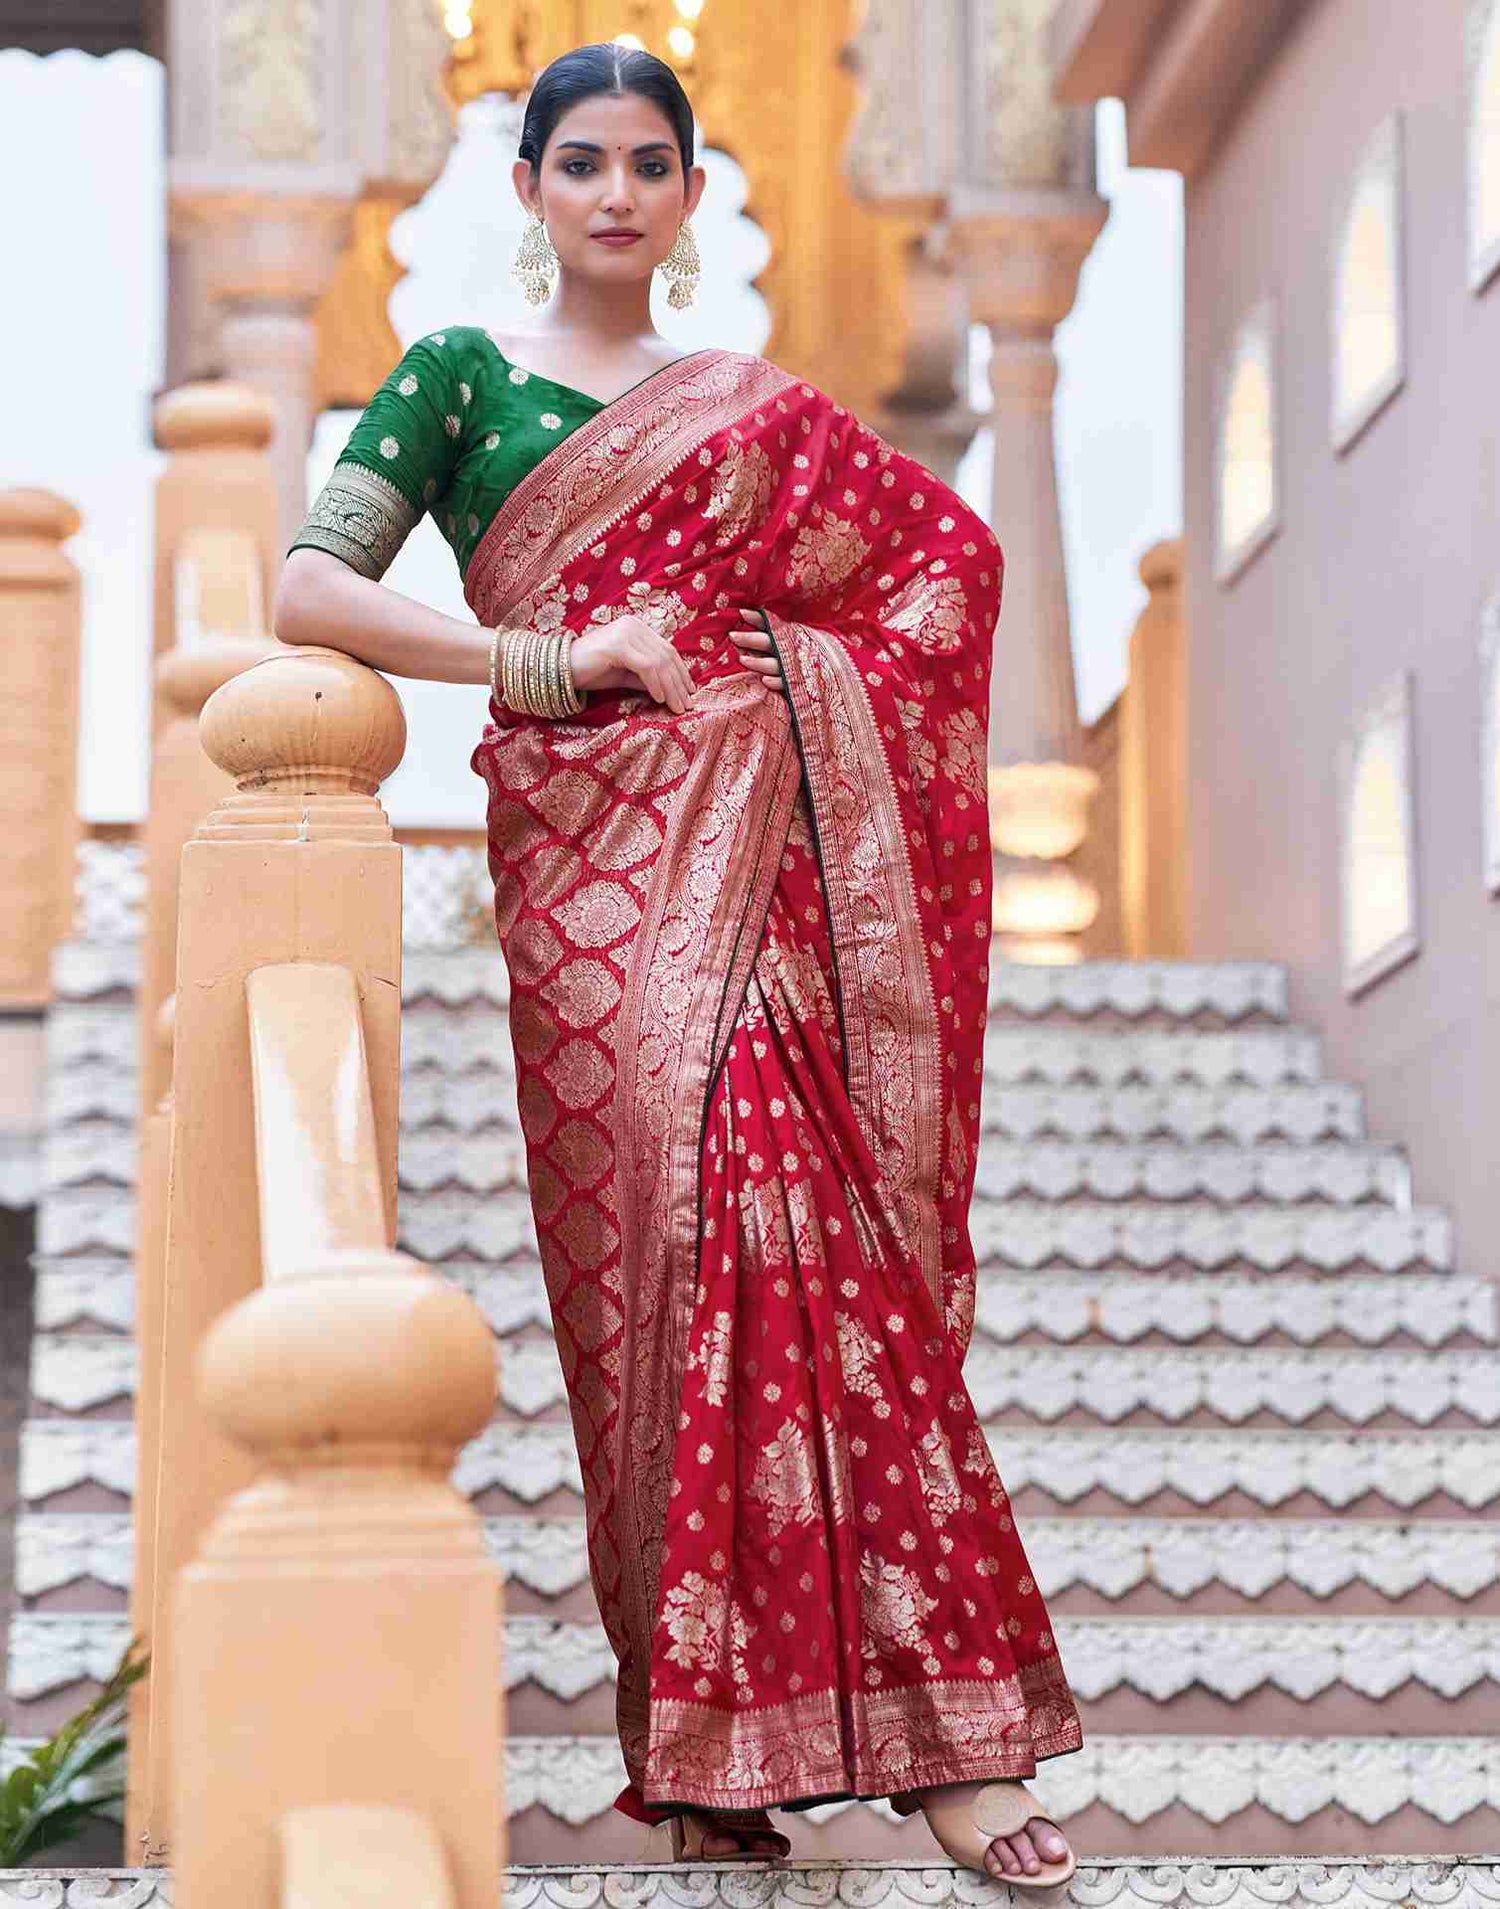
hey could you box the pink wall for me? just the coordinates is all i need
[1182,0,1500,1256]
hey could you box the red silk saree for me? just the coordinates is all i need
[466,346,1082,1817]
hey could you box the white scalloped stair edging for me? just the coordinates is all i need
[984,1030,1322,1088]
[969,1202,1451,1272]
[15,1607,1500,1707]
[972,1141,1410,1206]
[18,1509,1500,1605]
[4,1862,1500,1909]
[974,1272,1496,1346]
[980,1083,1365,1144]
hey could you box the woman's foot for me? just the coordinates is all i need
[666,1805,791,1862]
[891,1779,1075,1888]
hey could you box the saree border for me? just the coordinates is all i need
[642,1657,1083,1809]
[463,349,799,626]
[607,675,803,1777]
[768,614,946,1310]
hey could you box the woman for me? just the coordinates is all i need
[276,41,1082,1881]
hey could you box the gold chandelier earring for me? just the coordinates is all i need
[658,221,701,310]
[513,213,559,306]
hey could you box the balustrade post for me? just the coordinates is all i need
[1120,539,1188,958]
[0,490,82,1009]
[138,648,481,1888]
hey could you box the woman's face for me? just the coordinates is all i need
[514,90,706,285]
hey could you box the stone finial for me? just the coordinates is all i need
[196,1247,496,1471]
[198,645,406,841]
[0,488,82,546]
[0,489,83,593]
[154,382,276,453]
[1140,537,1184,593]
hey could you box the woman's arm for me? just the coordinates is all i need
[274,548,491,684]
[275,548,701,712]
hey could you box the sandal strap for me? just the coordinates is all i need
[970,1780,1045,1842]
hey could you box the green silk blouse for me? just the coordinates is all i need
[290,326,604,583]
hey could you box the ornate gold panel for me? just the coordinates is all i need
[313,0,918,421]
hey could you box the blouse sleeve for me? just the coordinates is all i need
[288,334,465,580]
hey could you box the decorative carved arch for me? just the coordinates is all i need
[313,0,919,419]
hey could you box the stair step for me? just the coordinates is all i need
[390,1136,1415,1205]
[509,1734,1500,1833]
[968,1201,1451,1271]
[23,1415,1500,1521]
[972,1141,1410,1205]
[983,1029,1321,1088]
[980,1083,1364,1143]
[22,1511,1498,1608]
[393,956,1294,1025]
[445,1420,1500,1512]
[13,1607,1500,1709]
[467,1339,1500,1428]
[975,1272,1496,1346]
[986,962,1289,1023]
[392,1076,1373,1145]
[41,1259,1469,1352]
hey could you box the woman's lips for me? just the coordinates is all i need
[591,232,644,247]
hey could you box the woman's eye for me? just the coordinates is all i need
[640,161,669,178]
[562,159,594,175]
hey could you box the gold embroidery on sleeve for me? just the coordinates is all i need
[293,462,419,579]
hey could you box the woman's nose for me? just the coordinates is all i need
[599,170,636,214]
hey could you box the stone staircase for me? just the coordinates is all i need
[7,844,1500,1863]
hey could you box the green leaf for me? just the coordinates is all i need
[0,1635,150,1867]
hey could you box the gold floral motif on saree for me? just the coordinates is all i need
[747,1416,820,1536]
[705,437,776,546]
[785,511,871,596]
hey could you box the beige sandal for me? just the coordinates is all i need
[666,1806,791,1863]
[891,1779,1076,1889]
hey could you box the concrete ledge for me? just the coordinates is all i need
[2,1859,1500,1906]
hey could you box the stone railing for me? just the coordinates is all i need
[130,646,500,1906]
[0,489,82,1010]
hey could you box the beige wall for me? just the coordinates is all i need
[1182,0,1500,1253]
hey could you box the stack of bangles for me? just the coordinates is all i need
[487,623,584,718]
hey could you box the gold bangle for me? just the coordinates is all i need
[487,627,500,702]
[557,633,583,715]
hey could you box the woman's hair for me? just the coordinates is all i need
[518,42,696,182]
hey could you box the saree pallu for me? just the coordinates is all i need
[466,348,1082,1815]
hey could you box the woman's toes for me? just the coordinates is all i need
[1029,1819,1070,1863]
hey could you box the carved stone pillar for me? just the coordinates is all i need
[170,196,355,554]
[842,0,1110,959]
[957,195,1106,960]
[0,491,83,1010]
[1120,538,1187,958]
[166,0,455,548]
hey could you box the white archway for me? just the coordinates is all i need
[1469,0,1500,288]
[1331,117,1404,450]
[1215,304,1278,583]
[1342,672,1419,995]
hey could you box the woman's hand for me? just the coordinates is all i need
[568,614,697,714]
[730,608,785,694]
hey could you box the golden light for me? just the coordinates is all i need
[667,23,696,58]
[613,32,647,50]
[674,0,706,17]
[440,2,472,38]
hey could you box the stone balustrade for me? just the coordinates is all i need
[130,646,500,1908]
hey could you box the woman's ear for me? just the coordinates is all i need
[682,162,708,222]
[512,158,541,218]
